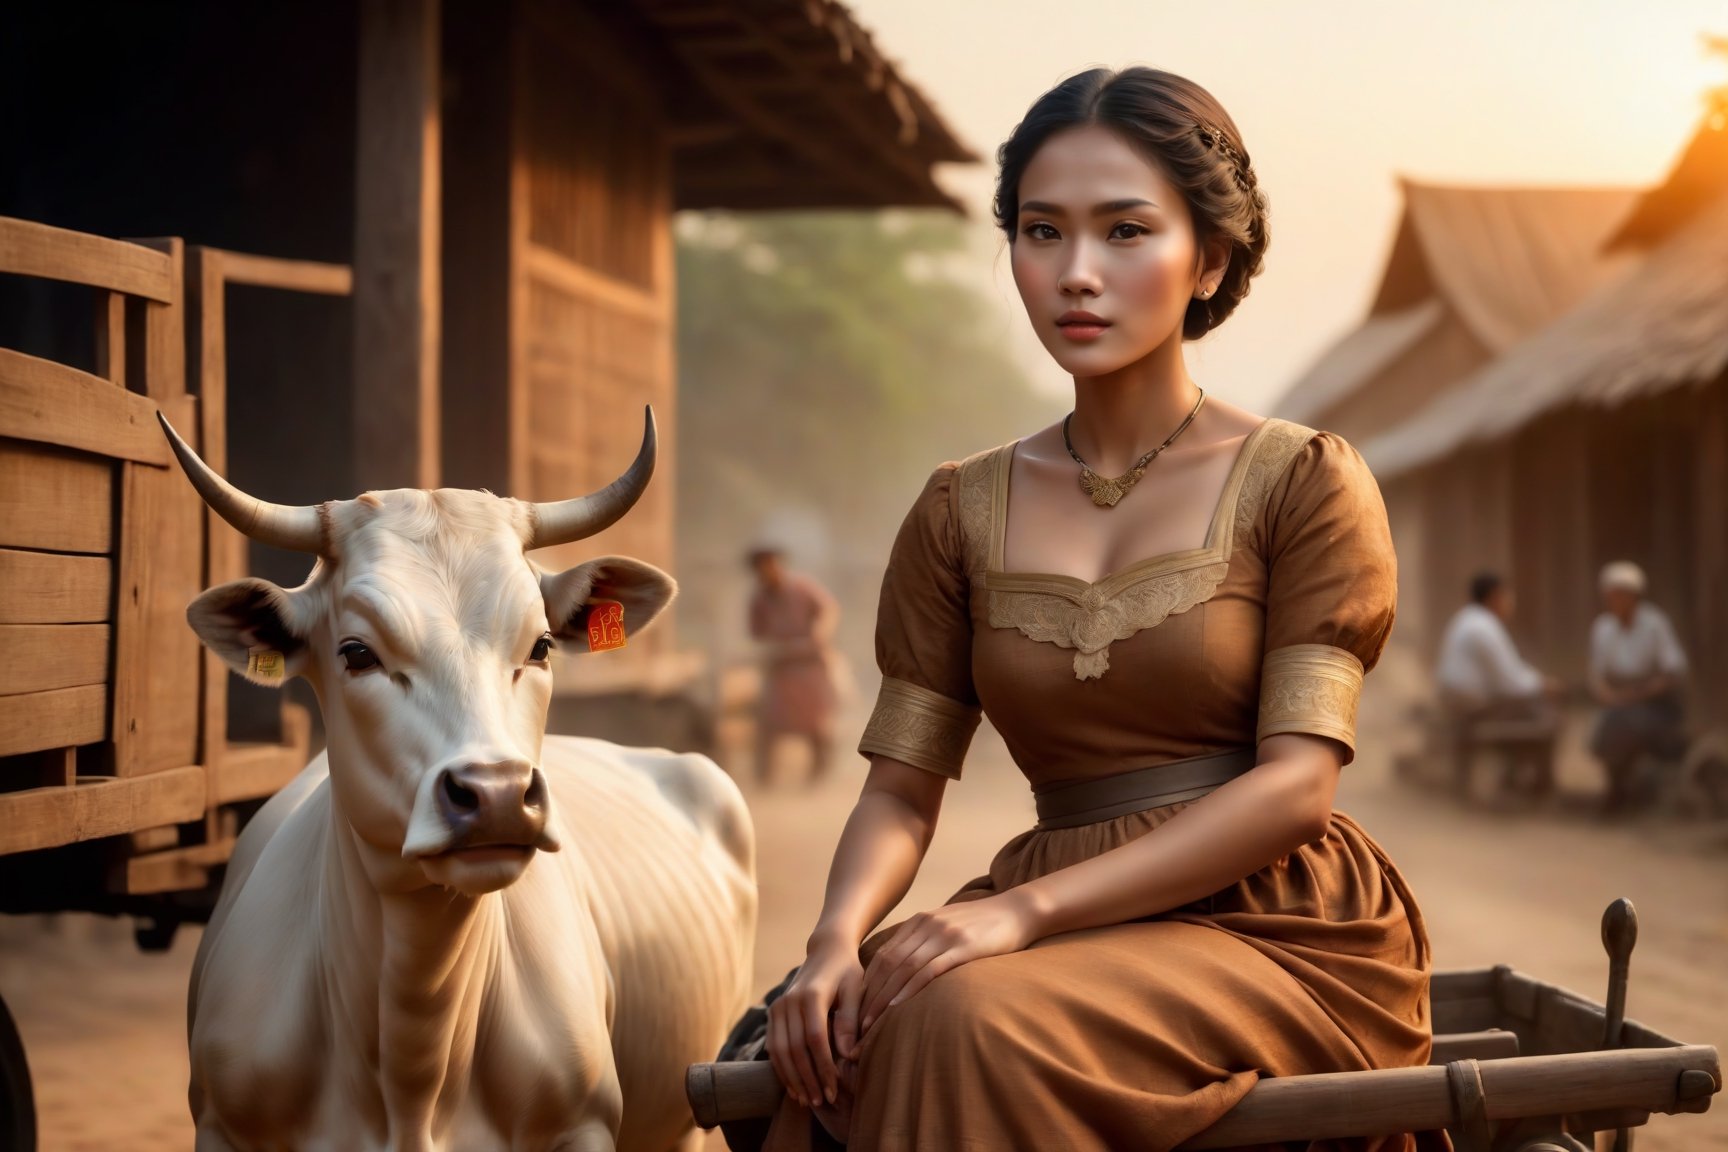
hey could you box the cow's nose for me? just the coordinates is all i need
[435,762,554,850]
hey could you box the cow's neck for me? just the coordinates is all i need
[324,799,505,1143]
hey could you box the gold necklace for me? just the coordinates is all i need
[1062,388,1207,508]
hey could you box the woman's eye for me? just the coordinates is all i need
[1021,222,1058,241]
[529,634,555,663]
[1110,222,1149,240]
[339,642,380,673]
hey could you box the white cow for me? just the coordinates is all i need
[162,410,756,1152]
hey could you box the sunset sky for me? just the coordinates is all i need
[843,0,1727,411]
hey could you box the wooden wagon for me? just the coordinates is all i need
[0,215,353,1149]
[686,900,1720,1151]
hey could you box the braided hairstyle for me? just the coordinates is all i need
[994,67,1270,340]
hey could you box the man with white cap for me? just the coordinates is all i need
[1589,560,1689,811]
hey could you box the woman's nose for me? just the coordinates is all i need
[1057,244,1102,296]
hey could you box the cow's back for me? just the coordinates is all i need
[536,736,757,1150]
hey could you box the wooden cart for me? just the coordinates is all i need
[686,900,1720,1151]
[0,216,349,1149]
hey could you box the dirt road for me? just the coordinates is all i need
[2,681,1723,1150]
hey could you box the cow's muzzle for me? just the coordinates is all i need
[427,761,561,855]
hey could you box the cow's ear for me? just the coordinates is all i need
[187,578,313,687]
[540,556,677,648]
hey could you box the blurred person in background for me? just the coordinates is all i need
[1433,571,1561,797]
[1589,560,1689,812]
[748,546,841,785]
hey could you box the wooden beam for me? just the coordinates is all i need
[0,549,111,624]
[0,684,107,757]
[215,251,353,295]
[0,625,111,697]
[0,348,172,465]
[0,438,114,554]
[0,217,176,302]
[354,0,442,490]
[0,766,206,856]
[523,244,665,323]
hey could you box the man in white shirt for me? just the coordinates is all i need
[1434,572,1560,797]
[1589,561,1689,812]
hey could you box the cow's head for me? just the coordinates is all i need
[160,410,674,897]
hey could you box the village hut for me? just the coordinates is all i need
[1360,121,1728,727]
[1273,180,1638,657]
[0,0,974,748]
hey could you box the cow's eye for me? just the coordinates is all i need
[528,633,555,664]
[339,642,381,673]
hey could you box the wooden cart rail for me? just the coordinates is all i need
[0,216,335,888]
[686,1045,1719,1143]
[686,904,1720,1147]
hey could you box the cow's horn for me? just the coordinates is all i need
[157,413,323,553]
[527,406,656,549]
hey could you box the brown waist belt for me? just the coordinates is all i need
[1033,747,1259,831]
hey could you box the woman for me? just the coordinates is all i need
[759,67,1435,1152]
[1589,560,1690,812]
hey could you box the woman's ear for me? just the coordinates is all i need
[187,578,312,686]
[539,556,678,648]
[1198,234,1232,296]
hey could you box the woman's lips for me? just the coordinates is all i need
[1057,312,1111,342]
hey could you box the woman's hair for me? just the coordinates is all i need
[994,67,1270,340]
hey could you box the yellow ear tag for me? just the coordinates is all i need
[247,647,286,681]
[586,601,627,653]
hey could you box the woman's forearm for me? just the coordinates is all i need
[1008,737,1340,941]
[807,760,946,952]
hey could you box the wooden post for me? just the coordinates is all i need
[354,0,442,490]
[1695,377,1728,722]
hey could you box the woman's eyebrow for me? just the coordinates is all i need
[1018,198,1160,217]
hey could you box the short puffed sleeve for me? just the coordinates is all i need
[1255,431,1397,764]
[856,464,983,779]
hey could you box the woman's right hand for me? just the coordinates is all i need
[766,940,864,1108]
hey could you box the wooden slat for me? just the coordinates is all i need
[0,549,111,624]
[0,438,114,553]
[1433,995,1501,1035]
[215,250,353,295]
[0,348,172,465]
[94,292,126,389]
[0,766,205,856]
[111,396,203,776]
[1430,968,1500,1001]
[524,243,665,323]
[0,684,106,757]
[125,837,235,895]
[130,237,185,403]
[0,216,175,302]
[0,625,110,696]
[1429,1030,1521,1063]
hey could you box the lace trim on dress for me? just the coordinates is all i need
[1256,643,1365,755]
[858,676,982,780]
[963,419,1317,680]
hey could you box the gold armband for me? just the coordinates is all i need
[1257,644,1365,759]
[858,677,982,780]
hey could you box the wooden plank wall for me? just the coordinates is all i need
[513,8,677,654]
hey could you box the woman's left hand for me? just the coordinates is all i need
[857,892,1042,1034]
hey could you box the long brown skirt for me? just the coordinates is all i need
[762,805,1436,1152]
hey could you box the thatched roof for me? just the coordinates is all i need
[1606,120,1728,250]
[1362,190,1728,478]
[627,0,978,212]
[1274,181,1637,424]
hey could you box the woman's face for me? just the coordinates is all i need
[1009,124,1221,378]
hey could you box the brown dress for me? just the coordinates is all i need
[765,420,1435,1152]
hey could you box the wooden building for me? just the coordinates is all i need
[1358,121,1728,727]
[1,0,973,742]
[1274,180,1638,656]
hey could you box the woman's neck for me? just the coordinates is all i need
[1066,335,1203,476]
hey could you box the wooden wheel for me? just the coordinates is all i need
[0,991,36,1152]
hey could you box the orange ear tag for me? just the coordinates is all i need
[247,647,286,681]
[586,600,627,653]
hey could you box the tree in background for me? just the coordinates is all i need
[675,210,1053,666]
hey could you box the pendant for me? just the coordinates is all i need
[1079,468,1134,508]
